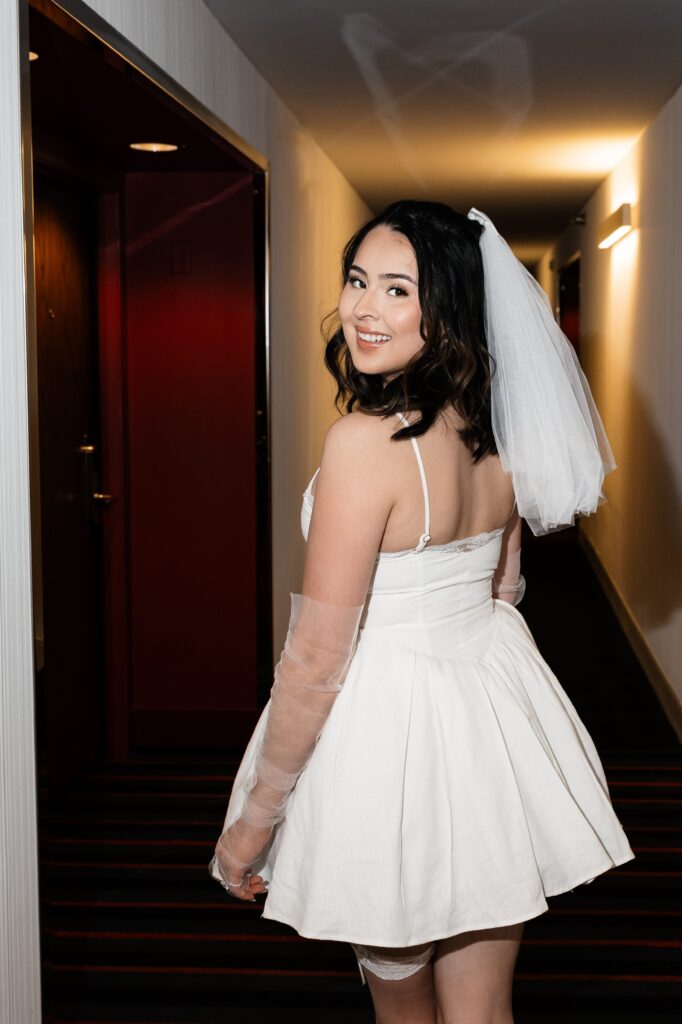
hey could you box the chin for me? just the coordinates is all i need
[355,356,393,376]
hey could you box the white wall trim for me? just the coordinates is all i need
[0,1,43,1021]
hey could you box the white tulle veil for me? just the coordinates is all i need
[467,207,616,536]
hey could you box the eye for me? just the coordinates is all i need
[347,275,408,296]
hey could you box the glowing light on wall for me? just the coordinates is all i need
[29,51,39,61]
[598,203,633,250]
[129,142,178,153]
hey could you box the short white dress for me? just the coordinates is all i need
[211,412,635,947]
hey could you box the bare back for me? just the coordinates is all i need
[312,405,516,555]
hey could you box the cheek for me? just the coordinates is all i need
[338,289,354,323]
[392,302,422,338]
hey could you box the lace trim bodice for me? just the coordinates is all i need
[374,525,505,558]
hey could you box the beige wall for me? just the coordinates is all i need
[81,0,371,648]
[538,83,682,717]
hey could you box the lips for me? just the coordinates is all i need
[356,327,392,344]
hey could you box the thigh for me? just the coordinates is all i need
[433,922,524,1024]
[352,941,438,1024]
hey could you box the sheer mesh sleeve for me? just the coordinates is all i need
[212,591,364,887]
[492,546,526,605]
[492,511,526,606]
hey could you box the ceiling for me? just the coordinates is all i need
[203,0,682,263]
[29,1,255,179]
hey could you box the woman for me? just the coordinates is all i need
[209,200,635,1023]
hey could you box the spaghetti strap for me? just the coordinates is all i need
[394,412,431,551]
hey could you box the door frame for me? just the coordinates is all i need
[4,0,272,1018]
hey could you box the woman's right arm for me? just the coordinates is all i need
[213,413,393,895]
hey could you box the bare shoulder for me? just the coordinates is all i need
[321,410,397,493]
[303,412,398,604]
[323,409,395,458]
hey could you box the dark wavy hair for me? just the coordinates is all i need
[322,198,496,461]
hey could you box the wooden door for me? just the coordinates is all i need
[559,257,580,358]
[33,170,105,796]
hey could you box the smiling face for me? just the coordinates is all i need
[338,225,424,383]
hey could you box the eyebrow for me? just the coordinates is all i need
[349,263,417,286]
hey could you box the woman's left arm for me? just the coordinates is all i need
[213,414,394,897]
[492,508,526,605]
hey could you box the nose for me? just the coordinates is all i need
[353,285,379,319]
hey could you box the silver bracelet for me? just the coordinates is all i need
[210,853,249,889]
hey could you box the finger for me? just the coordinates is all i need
[225,882,256,901]
[236,878,266,898]
[221,871,267,899]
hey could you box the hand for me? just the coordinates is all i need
[214,817,273,901]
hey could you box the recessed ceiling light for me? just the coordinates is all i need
[29,51,39,61]
[129,142,178,153]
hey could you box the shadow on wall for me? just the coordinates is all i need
[586,366,682,632]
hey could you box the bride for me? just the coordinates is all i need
[209,200,635,1024]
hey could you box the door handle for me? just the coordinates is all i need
[78,437,116,520]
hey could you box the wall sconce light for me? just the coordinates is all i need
[129,142,178,153]
[598,203,633,249]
